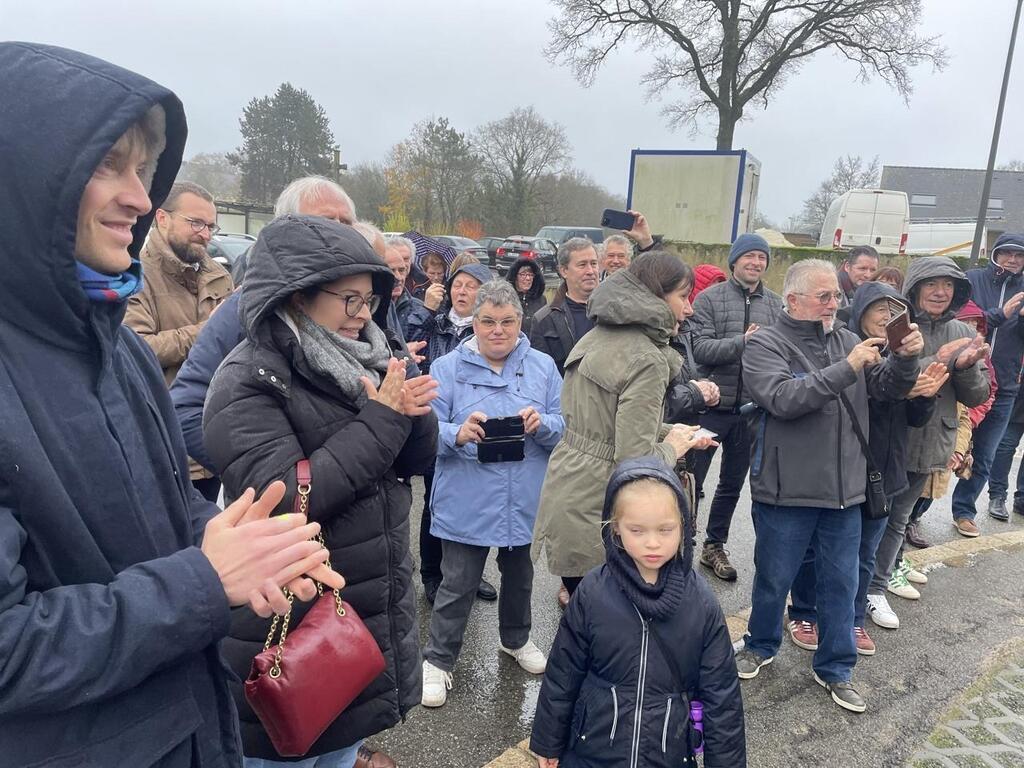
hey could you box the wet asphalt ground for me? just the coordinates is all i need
[374,451,1024,767]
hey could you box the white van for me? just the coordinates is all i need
[818,189,910,254]
[906,221,988,259]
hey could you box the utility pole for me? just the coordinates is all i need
[971,0,1023,266]
[332,146,348,182]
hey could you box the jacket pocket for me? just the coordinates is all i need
[570,674,628,758]
[659,693,692,757]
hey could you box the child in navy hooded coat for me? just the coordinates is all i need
[530,457,746,767]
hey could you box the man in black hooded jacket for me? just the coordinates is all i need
[0,43,341,767]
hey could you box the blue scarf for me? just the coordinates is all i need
[76,259,144,302]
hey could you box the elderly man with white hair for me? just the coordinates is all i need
[733,259,922,714]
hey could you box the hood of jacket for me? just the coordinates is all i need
[241,215,395,339]
[0,42,187,351]
[850,281,914,339]
[437,261,494,315]
[588,268,677,344]
[506,257,546,300]
[903,255,973,322]
[601,457,694,575]
[990,232,1024,273]
[956,299,989,337]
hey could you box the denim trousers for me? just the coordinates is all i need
[952,388,1016,520]
[790,510,889,628]
[744,502,861,683]
[988,400,1024,503]
[423,540,532,672]
[243,741,363,768]
[689,410,751,545]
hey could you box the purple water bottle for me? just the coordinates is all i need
[690,699,704,755]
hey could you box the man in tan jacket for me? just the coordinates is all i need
[126,180,233,500]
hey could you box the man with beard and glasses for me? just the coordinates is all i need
[126,181,233,500]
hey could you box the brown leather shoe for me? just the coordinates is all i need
[904,522,931,549]
[558,585,570,610]
[955,518,980,538]
[355,745,397,768]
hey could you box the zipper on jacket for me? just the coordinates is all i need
[631,607,650,768]
[609,685,619,745]
[992,279,1008,352]
[837,399,845,509]
[661,697,672,753]
[733,291,752,413]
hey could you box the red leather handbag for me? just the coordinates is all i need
[244,460,386,757]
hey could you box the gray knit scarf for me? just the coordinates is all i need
[295,312,391,406]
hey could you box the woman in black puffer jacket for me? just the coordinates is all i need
[204,215,438,764]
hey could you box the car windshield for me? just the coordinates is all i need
[216,239,253,258]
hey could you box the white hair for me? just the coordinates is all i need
[603,234,634,257]
[352,220,382,244]
[782,258,837,305]
[385,235,417,261]
[274,175,356,220]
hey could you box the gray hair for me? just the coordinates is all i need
[557,236,597,270]
[385,235,417,261]
[162,180,214,210]
[274,175,356,221]
[782,258,838,304]
[352,220,382,244]
[604,234,634,257]
[473,279,523,317]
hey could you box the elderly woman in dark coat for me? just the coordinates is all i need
[204,215,438,767]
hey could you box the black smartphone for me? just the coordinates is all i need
[481,416,525,440]
[478,416,526,463]
[601,208,637,231]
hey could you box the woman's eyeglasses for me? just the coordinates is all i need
[318,288,380,317]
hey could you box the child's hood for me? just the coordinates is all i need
[601,456,694,573]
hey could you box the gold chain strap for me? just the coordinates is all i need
[263,477,345,679]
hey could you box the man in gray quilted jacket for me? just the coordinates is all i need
[690,233,783,580]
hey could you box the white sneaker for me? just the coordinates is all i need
[499,638,547,674]
[866,593,900,629]
[886,569,921,600]
[421,660,452,707]
[901,558,928,585]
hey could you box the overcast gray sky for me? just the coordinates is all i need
[3,0,1021,226]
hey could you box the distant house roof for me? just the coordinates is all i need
[880,165,1024,233]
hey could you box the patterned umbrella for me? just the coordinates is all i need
[403,231,457,271]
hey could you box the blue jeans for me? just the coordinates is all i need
[744,503,861,683]
[789,512,889,628]
[244,741,363,768]
[952,388,1016,520]
[988,405,1024,503]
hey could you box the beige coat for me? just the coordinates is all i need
[531,269,681,577]
[125,232,232,479]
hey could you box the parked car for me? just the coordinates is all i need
[207,233,255,277]
[436,235,487,261]
[495,236,558,275]
[534,225,605,247]
[478,236,506,268]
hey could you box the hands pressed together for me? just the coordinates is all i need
[362,357,439,417]
[201,481,345,618]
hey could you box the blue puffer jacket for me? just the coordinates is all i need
[966,233,1024,393]
[429,335,564,546]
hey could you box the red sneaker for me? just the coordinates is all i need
[787,620,818,651]
[854,626,876,656]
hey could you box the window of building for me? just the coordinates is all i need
[988,198,1005,210]
[911,194,937,206]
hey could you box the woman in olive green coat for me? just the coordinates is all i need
[531,253,713,593]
